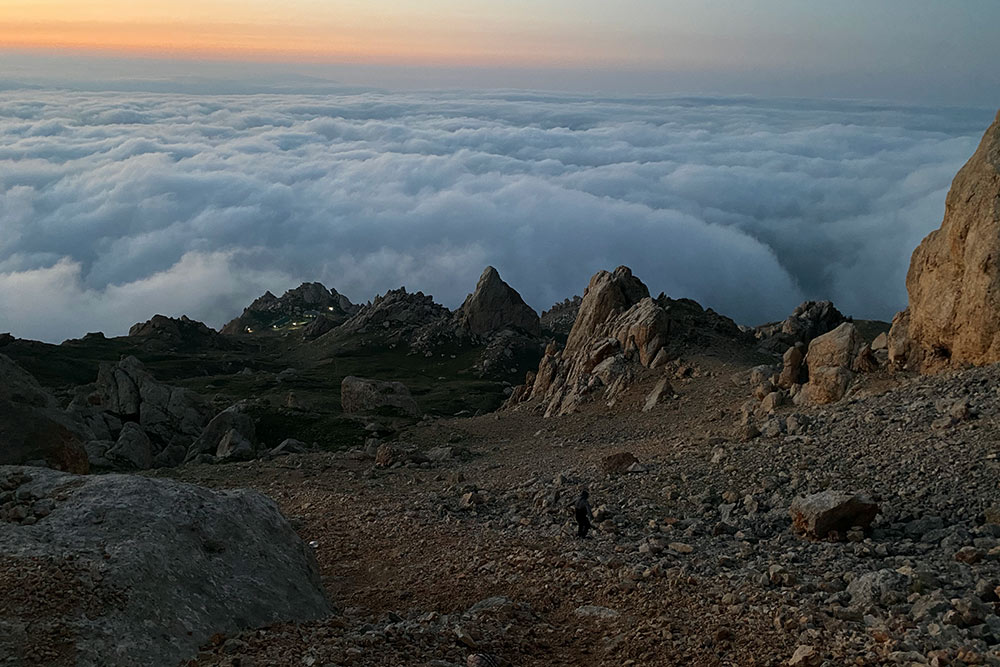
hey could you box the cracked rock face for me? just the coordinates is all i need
[507,266,672,417]
[892,110,1000,372]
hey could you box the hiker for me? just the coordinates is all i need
[574,489,594,538]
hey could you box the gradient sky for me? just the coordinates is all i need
[3,1,999,102]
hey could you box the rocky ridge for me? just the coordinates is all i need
[128,314,226,350]
[507,266,744,418]
[221,282,358,335]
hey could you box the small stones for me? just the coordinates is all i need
[374,443,396,468]
[574,605,619,619]
[788,644,820,667]
[954,546,985,564]
[668,542,693,554]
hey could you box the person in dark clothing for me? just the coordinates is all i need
[575,489,594,538]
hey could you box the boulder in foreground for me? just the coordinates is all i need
[0,466,331,666]
[789,490,879,540]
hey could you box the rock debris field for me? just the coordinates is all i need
[147,358,999,666]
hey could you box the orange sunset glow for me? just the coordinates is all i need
[0,0,660,66]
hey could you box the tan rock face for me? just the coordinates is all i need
[777,346,804,389]
[893,110,1000,371]
[563,267,650,358]
[509,267,672,417]
[455,266,540,336]
[802,323,862,404]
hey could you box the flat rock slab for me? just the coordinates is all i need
[0,466,331,667]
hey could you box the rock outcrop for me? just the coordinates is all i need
[0,355,90,473]
[128,314,224,350]
[341,376,420,417]
[507,266,746,417]
[890,110,1000,371]
[507,267,671,417]
[221,282,358,335]
[339,288,451,340]
[756,300,847,354]
[540,297,582,336]
[0,466,331,665]
[67,356,213,470]
[93,356,212,447]
[455,267,540,336]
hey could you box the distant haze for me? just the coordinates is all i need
[3,1,1000,105]
[0,88,992,342]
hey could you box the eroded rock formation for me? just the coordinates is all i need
[455,266,540,336]
[507,266,671,417]
[890,110,1000,371]
[128,314,224,350]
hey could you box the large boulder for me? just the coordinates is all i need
[455,266,541,336]
[800,323,863,404]
[0,354,59,410]
[0,355,90,473]
[0,466,331,665]
[340,376,420,417]
[789,491,879,540]
[891,110,1000,371]
[107,422,154,470]
[186,403,258,462]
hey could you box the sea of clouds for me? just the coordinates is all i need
[0,88,993,342]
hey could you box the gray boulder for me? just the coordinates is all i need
[0,465,331,666]
[216,428,255,461]
[847,569,906,607]
[340,376,420,417]
[187,403,257,462]
[107,422,153,470]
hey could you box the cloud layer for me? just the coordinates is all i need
[0,89,992,342]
